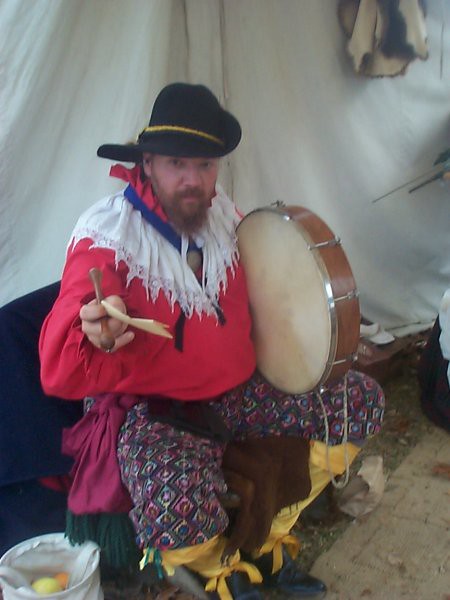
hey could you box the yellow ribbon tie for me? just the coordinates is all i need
[205,566,233,600]
[204,562,262,600]
[258,534,301,574]
[281,534,301,561]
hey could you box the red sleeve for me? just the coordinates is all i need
[39,239,133,399]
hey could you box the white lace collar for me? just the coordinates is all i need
[70,184,241,318]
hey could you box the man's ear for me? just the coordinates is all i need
[142,153,153,178]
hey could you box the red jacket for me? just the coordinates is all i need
[39,238,256,401]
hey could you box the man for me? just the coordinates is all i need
[0,282,82,556]
[39,83,384,599]
[418,288,450,431]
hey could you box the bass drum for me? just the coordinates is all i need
[236,204,360,394]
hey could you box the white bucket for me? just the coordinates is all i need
[0,533,103,600]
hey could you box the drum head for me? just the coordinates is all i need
[237,209,332,394]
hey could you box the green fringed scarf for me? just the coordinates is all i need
[66,510,142,569]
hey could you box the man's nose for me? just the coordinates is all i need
[183,165,202,186]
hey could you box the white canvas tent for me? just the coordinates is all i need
[1,0,449,333]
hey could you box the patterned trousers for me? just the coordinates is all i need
[117,369,384,550]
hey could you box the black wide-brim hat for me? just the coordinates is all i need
[97,83,242,162]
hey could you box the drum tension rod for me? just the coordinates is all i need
[334,290,359,302]
[332,352,358,366]
[308,236,341,250]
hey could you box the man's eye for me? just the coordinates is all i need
[170,159,181,167]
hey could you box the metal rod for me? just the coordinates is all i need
[308,237,341,250]
[334,290,359,302]
[372,164,444,203]
[408,171,444,193]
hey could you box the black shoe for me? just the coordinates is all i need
[300,484,341,528]
[252,549,327,598]
[204,571,262,600]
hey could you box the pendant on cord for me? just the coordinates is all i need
[186,249,203,273]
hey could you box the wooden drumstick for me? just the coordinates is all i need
[88,268,116,351]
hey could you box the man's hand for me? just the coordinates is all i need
[80,295,135,352]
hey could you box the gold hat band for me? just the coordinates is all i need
[141,125,224,147]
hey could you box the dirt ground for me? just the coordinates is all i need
[294,360,434,574]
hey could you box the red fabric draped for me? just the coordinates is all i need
[62,393,140,514]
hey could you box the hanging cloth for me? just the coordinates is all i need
[338,0,428,77]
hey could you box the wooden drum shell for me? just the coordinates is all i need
[236,205,360,394]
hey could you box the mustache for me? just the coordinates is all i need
[176,187,204,200]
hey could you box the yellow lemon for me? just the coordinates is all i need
[31,576,63,595]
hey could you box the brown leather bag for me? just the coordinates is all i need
[221,436,311,559]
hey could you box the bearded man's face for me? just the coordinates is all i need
[142,153,219,235]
